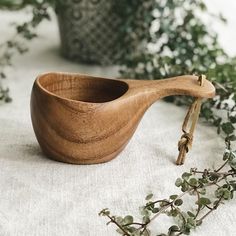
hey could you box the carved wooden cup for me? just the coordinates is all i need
[30,72,215,164]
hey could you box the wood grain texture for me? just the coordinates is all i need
[30,72,215,164]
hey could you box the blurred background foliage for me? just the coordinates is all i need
[0,0,235,83]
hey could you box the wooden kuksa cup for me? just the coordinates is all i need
[30,72,215,164]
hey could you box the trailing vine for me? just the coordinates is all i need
[100,137,236,236]
[0,0,53,102]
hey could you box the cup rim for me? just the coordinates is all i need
[35,71,129,105]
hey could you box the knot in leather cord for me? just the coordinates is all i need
[176,75,205,165]
[178,133,193,153]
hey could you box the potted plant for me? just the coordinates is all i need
[0,0,154,65]
[56,0,124,65]
[56,0,156,65]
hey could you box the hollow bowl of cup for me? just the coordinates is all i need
[30,72,134,164]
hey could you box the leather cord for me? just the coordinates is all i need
[176,75,205,165]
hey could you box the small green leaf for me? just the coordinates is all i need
[182,172,192,180]
[217,188,232,200]
[196,220,203,226]
[215,188,224,198]
[142,216,150,224]
[123,215,133,224]
[99,208,110,216]
[127,227,136,233]
[189,178,198,186]
[209,172,220,181]
[199,188,206,195]
[181,181,189,192]
[152,207,159,213]
[139,207,151,217]
[197,197,211,206]
[221,122,235,135]
[175,178,182,187]
[174,199,183,206]
[145,193,153,201]
[187,211,195,217]
[170,195,178,200]
[169,208,178,217]
[229,116,236,123]
[168,225,179,232]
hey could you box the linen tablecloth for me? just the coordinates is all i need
[0,5,236,236]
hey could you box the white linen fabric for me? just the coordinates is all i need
[0,7,235,236]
